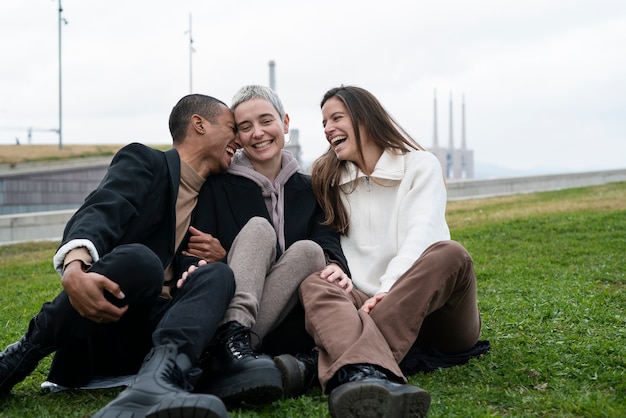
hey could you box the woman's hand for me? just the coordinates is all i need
[320,262,353,293]
[361,292,388,314]
[177,259,208,288]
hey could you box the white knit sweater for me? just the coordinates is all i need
[339,149,450,296]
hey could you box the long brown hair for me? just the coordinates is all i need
[311,86,424,235]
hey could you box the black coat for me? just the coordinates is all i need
[49,143,233,387]
[60,143,180,270]
[181,172,350,276]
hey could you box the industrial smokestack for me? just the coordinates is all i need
[448,92,454,151]
[447,92,455,179]
[432,89,439,150]
[269,60,276,91]
[461,94,466,151]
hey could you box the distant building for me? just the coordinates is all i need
[429,91,474,179]
[284,128,302,164]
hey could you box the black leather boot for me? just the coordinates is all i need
[274,349,319,397]
[196,321,282,405]
[92,344,228,418]
[328,364,431,418]
[0,316,54,395]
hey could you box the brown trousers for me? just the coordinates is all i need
[299,240,481,392]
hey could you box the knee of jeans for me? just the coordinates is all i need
[91,244,163,295]
[188,262,235,297]
[120,244,163,275]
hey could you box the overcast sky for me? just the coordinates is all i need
[1,0,625,177]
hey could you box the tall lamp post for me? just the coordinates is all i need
[188,13,194,93]
[58,0,64,150]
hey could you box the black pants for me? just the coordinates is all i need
[37,244,234,388]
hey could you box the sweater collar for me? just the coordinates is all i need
[227,149,299,190]
[180,158,205,193]
[338,149,404,186]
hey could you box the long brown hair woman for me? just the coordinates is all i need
[292,86,487,418]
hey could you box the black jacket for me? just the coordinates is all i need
[60,143,180,270]
[181,172,350,276]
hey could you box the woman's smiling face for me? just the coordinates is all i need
[322,97,359,162]
[234,98,288,164]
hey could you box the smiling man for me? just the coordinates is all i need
[0,94,240,418]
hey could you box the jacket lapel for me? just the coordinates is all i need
[164,148,181,262]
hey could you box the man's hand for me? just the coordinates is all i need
[182,226,226,262]
[61,260,128,323]
[361,292,388,314]
[320,263,353,293]
[177,259,207,288]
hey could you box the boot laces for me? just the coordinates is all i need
[1,336,47,375]
[2,338,27,358]
[295,349,319,390]
[336,364,387,385]
[3,337,36,358]
[159,356,196,392]
[224,326,260,359]
[295,349,318,371]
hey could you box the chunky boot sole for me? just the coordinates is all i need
[93,393,228,418]
[93,389,229,418]
[198,365,283,405]
[328,379,431,418]
[146,395,228,418]
[274,354,307,398]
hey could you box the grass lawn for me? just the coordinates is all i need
[1,183,625,417]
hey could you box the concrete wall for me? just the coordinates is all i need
[0,209,73,244]
[1,168,625,245]
[0,157,111,215]
[446,168,626,200]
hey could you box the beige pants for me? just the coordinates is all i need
[222,217,326,338]
[299,240,482,392]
